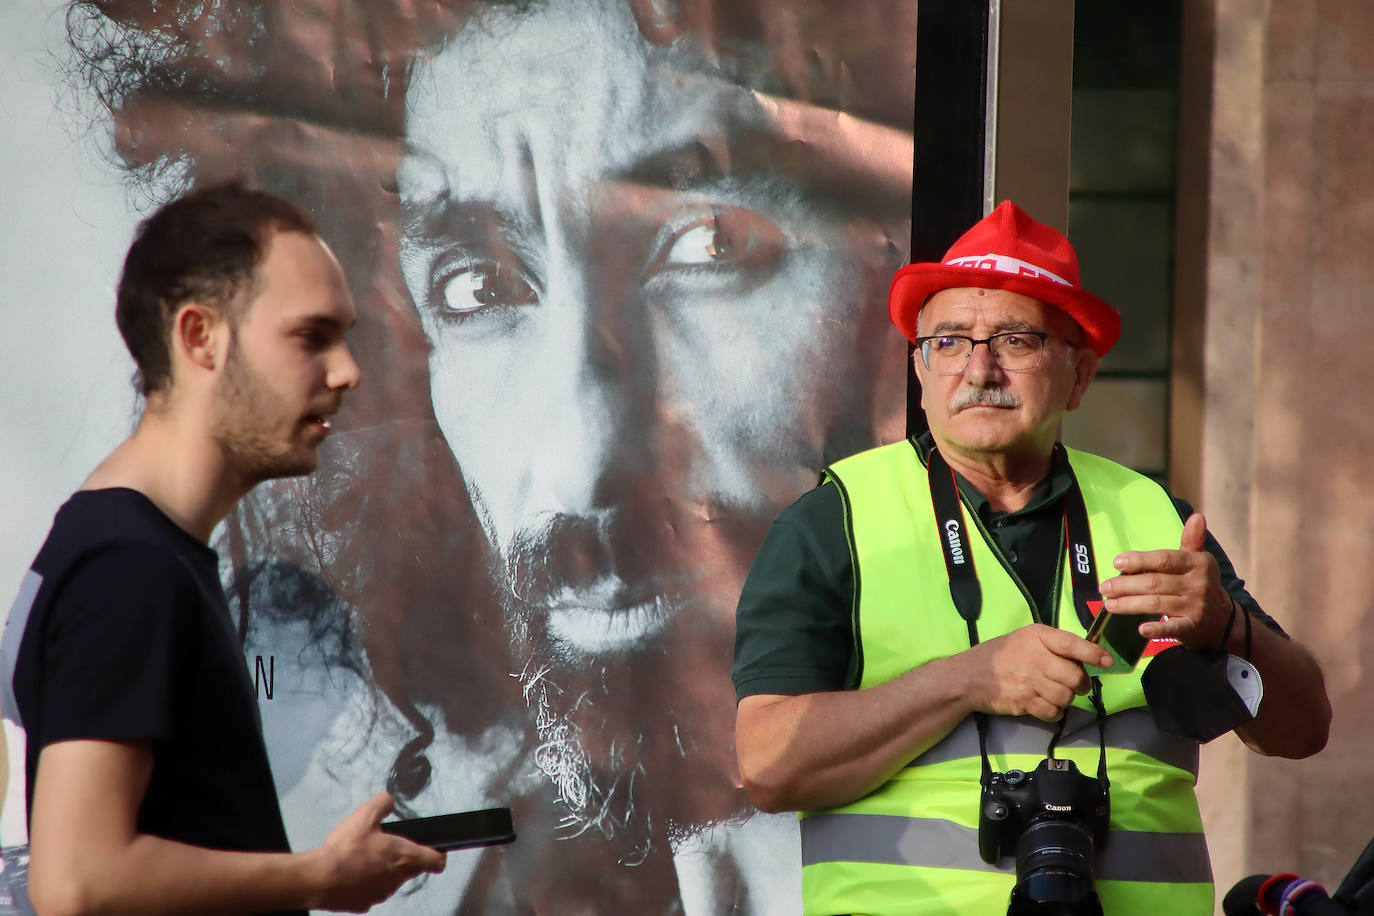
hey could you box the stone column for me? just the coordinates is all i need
[1186,0,1374,908]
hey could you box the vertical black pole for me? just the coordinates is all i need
[908,0,992,437]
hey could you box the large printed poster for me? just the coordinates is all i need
[1,0,916,910]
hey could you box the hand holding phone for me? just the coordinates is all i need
[1090,514,1220,674]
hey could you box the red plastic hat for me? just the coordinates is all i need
[889,200,1121,356]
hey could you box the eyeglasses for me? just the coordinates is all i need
[913,331,1050,375]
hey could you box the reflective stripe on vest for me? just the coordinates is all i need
[801,813,1213,884]
[908,707,1198,776]
[801,441,1209,916]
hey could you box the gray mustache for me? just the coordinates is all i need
[949,385,1022,411]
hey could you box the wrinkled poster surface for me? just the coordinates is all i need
[7,0,915,910]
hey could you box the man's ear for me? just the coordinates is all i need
[1065,347,1098,411]
[173,303,227,375]
[913,350,930,413]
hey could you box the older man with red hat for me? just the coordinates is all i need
[732,201,1329,915]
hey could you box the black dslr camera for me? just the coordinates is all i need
[978,757,1111,916]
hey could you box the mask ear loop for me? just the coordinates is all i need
[1244,604,1253,660]
[1218,599,1239,652]
[1221,596,1254,661]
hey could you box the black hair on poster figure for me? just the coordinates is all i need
[908,0,992,438]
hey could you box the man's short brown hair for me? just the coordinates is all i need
[115,180,316,396]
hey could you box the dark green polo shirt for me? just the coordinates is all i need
[732,434,1282,701]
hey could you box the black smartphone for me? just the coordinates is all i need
[380,807,516,852]
[1085,609,1156,676]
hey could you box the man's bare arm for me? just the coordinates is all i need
[1224,619,1329,757]
[28,739,445,916]
[735,624,1114,812]
[1101,513,1330,759]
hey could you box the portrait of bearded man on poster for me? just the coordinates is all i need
[64,0,915,910]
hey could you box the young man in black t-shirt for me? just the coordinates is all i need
[0,183,445,914]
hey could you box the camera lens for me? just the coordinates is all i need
[1008,819,1103,916]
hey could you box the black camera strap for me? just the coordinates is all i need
[927,447,993,788]
[927,448,984,634]
[926,446,1108,791]
[1061,453,1106,632]
[1057,455,1110,790]
[1048,681,1110,790]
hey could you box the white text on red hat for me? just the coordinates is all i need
[944,253,1071,287]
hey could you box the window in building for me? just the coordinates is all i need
[1061,1,1182,486]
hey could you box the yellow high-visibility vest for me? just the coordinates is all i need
[800,440,1211,916]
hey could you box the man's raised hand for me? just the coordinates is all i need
[1101,513,1234,650]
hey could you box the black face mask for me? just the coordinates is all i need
[1142,645,1262,743]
